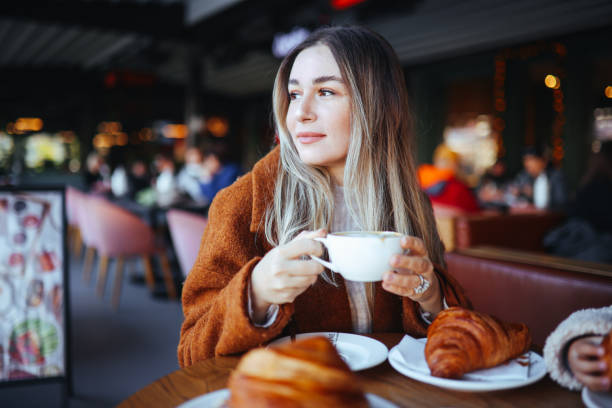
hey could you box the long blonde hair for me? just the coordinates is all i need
[265,26,444,266]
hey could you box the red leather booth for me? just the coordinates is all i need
[446,248,612,348]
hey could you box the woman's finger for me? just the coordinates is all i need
[400,236,427,257]
[295,228,327,241]
[287,259,325,277]
[390,254,432,275]
[382,271,431,298]
[281,273,319,290]
[280,235,325,259]
[383,271,420,291]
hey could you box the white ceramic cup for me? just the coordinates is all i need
[311,231,404,282]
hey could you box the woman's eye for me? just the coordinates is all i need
[289,91,300,100]
[320,89,334,96]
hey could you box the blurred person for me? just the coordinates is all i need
[544,305,611,392]
[198,142,242,203]
[509,145,567,211]
[476,158,510,211]
[417,143,480,213]
[84,151,110,194]
[544,141,612,262]
[178,26,470,365]
[129,159,151,198]
[154,152,179,207]
[176,145,209,204]
[110,164,129,198]
[570,141,612,234]
[108,146,130,198]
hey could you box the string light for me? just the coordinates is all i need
[492,54,507,158]
[494,42,567,164]
[544,75,561,89]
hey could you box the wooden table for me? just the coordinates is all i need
[118,333,583,408]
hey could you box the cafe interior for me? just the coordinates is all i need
[1,0,612,407]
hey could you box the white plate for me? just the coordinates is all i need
[582,387,612,408]
[177,388,398,408]
[388,340,547,392]
[268,332,389,371]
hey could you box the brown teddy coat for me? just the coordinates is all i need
[178,146,470,367]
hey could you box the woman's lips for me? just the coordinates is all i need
[296,132,326,144]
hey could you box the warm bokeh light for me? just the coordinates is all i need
[138,128,153,141]
[98,121,122,133]
[605,86,612,99]
[93,133,114,149]
[544,74,561,89]
[60,130,76,143]
[206,117,229,138]
[115,132,128,146]
[162,124,188,139]
[10,117,44,133]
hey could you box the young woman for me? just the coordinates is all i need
[178,26,470,366]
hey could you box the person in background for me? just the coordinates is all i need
[543,140,612,262]
[417,143,480,213]
[154,152,179,207]
[509,145,567,212]
[109,146,130,198]
[110,164,129,198]
[176,145,209,204]
[128,159,151,199]
[570,140,612,235]
[84,151,110,194]
[198,142,242,203]
[178,26,470,365]
[476,158,510,212]
[544,305,611,392]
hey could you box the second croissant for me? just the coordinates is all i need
[425,307,531,379]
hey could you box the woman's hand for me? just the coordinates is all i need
[382,235,443,317]
[250,229,326,322]
[568,336,610,392]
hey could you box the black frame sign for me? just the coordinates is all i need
[0,187,70,397]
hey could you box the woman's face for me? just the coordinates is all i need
[286,44,351,184]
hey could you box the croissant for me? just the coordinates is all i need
[603,330,612,381]
[425,307,531,379]
[227,336,368,408]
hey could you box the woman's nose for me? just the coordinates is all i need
[296,94,316,123]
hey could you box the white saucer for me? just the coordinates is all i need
[582,387,612,408]
[177,388,398,408]
[268,332,389,371]
[388,337,547,392]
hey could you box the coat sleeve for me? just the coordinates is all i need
[177,174,293,367]
[401,262,473,336]
[543,305,612,390]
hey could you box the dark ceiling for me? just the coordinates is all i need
[1,0,611,98]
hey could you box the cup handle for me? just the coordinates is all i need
[311,237,337,272]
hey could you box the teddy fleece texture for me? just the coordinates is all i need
[543,305,612,390]
[177,146,471,367]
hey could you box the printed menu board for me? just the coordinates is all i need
[0,189,67,384]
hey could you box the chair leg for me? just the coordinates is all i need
[141,255,156,292]
[158,252,177,299]
[111,256,125,310]
[67,225,73,252]
[83,246,95,284]
[96,255,110,298]
[73,228,83,257]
